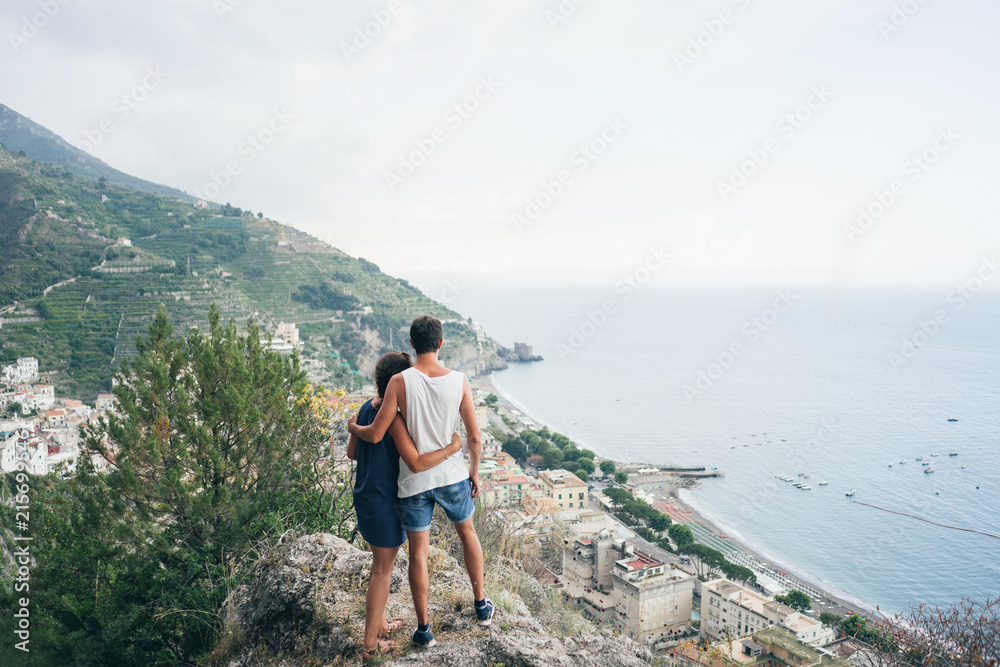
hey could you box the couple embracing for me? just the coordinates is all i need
[346,315,494,663]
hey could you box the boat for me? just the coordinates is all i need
[949,452,958,456]
[800,485,812,490]
[924,468,934,474]
[899,460,906,464]
[961,464,968,469]
[845,489,856,497]
[948,418,958,422]
[888,463,893,467]
[935,490,941,495]
[922,462,931,466]
[818,481,829,485]
[916,457,923,461]
[931,453,939,457]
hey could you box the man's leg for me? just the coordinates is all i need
[453,517,485,602]
[406,530,431,627]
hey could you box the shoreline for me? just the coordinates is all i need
[475,370,874,620]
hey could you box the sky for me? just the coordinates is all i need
[2,0,999,292]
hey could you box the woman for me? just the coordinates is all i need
[347,351,462,663]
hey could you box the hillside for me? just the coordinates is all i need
[0,144,507,400]
[0,103,195,202]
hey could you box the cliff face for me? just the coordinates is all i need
[214,533,652,667]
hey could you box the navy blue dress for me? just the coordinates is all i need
[352,399,406,548]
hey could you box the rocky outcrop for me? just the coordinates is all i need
[498,342,543,363]
[216,533,652,667]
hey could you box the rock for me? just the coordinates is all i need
[216,533,652,666]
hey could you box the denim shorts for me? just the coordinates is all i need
[398,478,475,532]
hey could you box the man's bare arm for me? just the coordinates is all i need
[458,377,482,496]
[348,375,402,443]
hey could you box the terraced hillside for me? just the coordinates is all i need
[0,146,505,401]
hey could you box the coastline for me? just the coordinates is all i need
[476,370,874,620]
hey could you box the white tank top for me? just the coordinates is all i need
[396,367,470,498]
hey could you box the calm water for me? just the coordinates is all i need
[443,285,1000,612]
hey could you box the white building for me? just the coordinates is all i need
[564,534,695,642]
[275,322,300,347]
[701,578,835,646]
[2,357,39,384]
[539,469,589,510]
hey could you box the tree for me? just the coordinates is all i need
[603,487,632,510]
[526,455,544,467]
[669,523,695,547]
[600,460,616,475]
[614,471,628,485]
[650,513,671,532]
[576,457,595,475]
[775,589,812,612]
[541,445,563,469]
[575,469,589,482]
[484,393,498,407]
[819,611,841,628]
[577,448,596,461]
[865,597,999,665]
[6,401,23,416]
[0,306,353,665]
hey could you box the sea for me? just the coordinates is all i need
[439,284,1000,613]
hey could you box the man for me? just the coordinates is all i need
[349,315,494,648]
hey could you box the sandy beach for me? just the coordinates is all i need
[474,372,873,621]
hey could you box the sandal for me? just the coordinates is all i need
[379,618,405,639]
[361,639,394,664]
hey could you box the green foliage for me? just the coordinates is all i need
[576,457,595,475]
[291,281,360,311]
[575,469,589,482]
[599,460,615,475]
[668,523,695,547]
[603,487,632,509]
[819,611,842,627]
[0,306,353,665]
[484,393,498,407]
[775,589,811,612]
[614,471,628,484]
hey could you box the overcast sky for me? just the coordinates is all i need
[2,0,999,290]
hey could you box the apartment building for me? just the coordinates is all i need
[701,579,835,646]
[539,468,588,510]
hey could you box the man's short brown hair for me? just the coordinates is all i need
[410,315,443,355]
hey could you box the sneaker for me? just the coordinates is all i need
[411,627,437,648]
[475,598,495,627]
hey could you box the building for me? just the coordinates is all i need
[2,357,39,384]
[116,237,132,247]
[564,535,695,642]
[539,468,588,510]
[701,579,835,646]
[474,400,490,431]
[669,626,849,667]
[275,322,300,347]
[96,393,117,412]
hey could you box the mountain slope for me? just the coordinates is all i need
[0,143,506,401]
[0,103,195,202]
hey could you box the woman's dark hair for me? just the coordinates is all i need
[410,315,443,354]
[374,351,412,398]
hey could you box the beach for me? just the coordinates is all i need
[473,372,873,621]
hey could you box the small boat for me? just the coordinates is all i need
[800,485,812,490]
[888,463,893,467]
[818,481,829,486]
[948,418,958,422]
[935,490,941,495]
[949,452,958,456]
[916,457,923,461]
[924,468,934,474]
[931,453,939,457]
[899,460,906,464]
[922,462,931,466]
[961,464,968,469]
[845,489,856,497]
